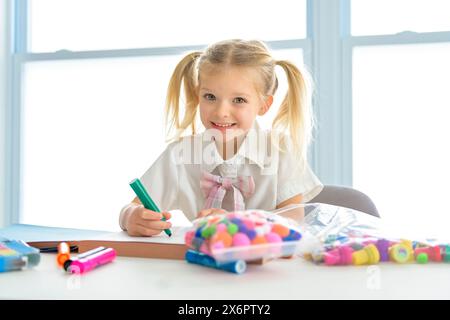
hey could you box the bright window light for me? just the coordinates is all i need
[21,55,181,230]
[30,0,306,52]
[352,0,450,36]
[352,43,450,238]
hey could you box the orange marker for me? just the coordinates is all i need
[57,242,71,267]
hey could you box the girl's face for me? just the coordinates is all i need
[198,66,272,140]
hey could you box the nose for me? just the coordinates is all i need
[215,100,231,119]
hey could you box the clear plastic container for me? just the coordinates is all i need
[184,205,308,263]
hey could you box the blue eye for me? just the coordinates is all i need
[203,93,216,101]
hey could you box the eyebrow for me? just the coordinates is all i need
[200,88,251,97]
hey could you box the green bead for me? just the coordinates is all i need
[200,225,217,238]
[227,223,238,235]
[416,252,428,264]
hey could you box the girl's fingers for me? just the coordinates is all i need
[197,208,213,218]
[138,220,172,230]
[213,208,227,215]
[197,208,226,218]
[162,211,172,220]
[139,209,163,221]
[130,225,161,237]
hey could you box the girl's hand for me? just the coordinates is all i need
[124,204,172,237]
[196,207,227,218]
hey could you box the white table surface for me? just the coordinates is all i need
[1,253,450,299]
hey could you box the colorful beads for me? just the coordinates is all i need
[186,210,303,262]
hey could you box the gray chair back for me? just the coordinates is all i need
[307,185,380,217]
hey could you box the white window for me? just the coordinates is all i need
[11,0,307,230]
[350,1,450,236]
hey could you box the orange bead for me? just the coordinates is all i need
[271,224,290,238]
[211,231,233,248]
[251,235,268,245]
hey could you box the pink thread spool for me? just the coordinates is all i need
[414,246,442,262]
[324,245,354,266]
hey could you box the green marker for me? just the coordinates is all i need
[129,178,172,237]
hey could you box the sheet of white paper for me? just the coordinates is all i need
[91,210,193,245]
[91,228,189,244]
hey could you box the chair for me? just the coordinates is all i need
[307,185,380,218]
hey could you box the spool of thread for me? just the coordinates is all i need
[375,239,390,262]
[352,244,380,265]
[443,245,450,263]
[400,240,415,262]
[389,243,411,263]
[324,245,354,266]
[185,249,246,274]
[414,246,442,262]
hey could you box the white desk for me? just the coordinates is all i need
[1,253,449,299]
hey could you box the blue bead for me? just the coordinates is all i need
[244,229,257,240]
[284,229,302,241]
[195,227,204,238]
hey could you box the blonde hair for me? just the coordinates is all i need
[164,39,314,167]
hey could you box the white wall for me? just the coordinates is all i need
[0,0,11,227]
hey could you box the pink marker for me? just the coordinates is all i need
[67,247,116,274]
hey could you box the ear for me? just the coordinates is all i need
[258,95,273,116]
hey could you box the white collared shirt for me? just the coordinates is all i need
[140,122,323,221]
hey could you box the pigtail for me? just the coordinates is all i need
[165,51,203,142]
[273,60,313,169]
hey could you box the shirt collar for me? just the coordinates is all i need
[201,121,267,173]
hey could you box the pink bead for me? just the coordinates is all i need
[232,233,251,247]
[243,219,255,230]
[184,230,195,247]
[265,232,282,243]
[211,241,225,251]
[216,223,227,233]
[199,242,211,255]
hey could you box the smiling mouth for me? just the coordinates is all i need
[211,121,236,128]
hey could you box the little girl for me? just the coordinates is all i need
[119,39,323,236]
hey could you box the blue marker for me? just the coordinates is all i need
[185,250,246,274]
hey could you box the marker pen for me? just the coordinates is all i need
[185,250,247,274]
[56,242,71,267]
[64,247,116,274]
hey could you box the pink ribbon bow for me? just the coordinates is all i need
[200,171,255,211]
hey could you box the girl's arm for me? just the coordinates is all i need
[275,194,305,222]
